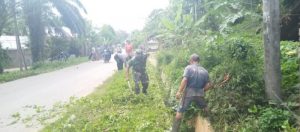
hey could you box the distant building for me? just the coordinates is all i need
[0,36,32,68]
[147,39,159,52]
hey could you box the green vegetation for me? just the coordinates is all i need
[0,44,10,73]
[1,0,299,131]
[0,0,127,66]
[0,57,87,83]
[155,32,299,132]
[42,68,172,131]
[130,0,300,131]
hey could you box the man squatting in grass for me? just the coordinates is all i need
[126,49,149,94]
[172,53,230,131]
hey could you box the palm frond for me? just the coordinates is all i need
[69,0,87,14]
[51,0,87,35]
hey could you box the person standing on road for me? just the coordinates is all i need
[103,46,112,63]
[89,47,96,61]
[114,49,125,70]
[172,53,230,131]
[126,49,149,94]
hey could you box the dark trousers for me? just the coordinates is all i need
[117,62,123,70]
[133,71,149,94]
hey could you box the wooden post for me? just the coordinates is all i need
[262,0,282,103]
[12,0,27,70]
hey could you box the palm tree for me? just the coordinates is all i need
[23,0,87,62]
[0,0,9,36]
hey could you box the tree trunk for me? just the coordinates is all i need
[24,0,45,63]
[0,65,3,74]
[12,0,27,70]
[262,0,282,103]
[194,0,198,21]
[0,0,8,37]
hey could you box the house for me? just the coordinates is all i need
[0,36,32,68]
[147,39,159,52]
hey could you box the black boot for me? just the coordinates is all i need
[142,83,148,95]
[135,83,140,94]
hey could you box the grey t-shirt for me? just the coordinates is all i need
[183,64,209,97]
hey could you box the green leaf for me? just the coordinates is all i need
[175,3,183,22]
[161,18,175,31]
[248,105,257,113]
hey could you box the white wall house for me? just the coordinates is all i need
[147,39,159,52]
[0,36,32,68]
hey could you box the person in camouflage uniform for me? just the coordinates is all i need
[126,49,149,94]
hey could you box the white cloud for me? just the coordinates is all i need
[81,0,169,32]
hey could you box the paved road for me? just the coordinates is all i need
[0,61,116,132]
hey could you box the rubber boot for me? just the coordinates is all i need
[135,83,140,94]
[142,82,148,94]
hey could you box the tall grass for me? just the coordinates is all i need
[42,68,172,131]
[0,57,88,83]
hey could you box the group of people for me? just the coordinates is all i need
[114,40,230,131]
[114,40,150,94]
[89,46,113,62]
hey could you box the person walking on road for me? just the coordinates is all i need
[126,49,149,94]
[172,53,230,132]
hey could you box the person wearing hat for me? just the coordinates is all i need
[126,49,149,94]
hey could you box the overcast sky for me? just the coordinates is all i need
[81,0,169,33]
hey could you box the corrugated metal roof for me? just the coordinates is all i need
[147,40,158,44]
[0,36,29,50]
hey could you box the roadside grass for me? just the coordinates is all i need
[42,67,172,132]
[0,57,88,83]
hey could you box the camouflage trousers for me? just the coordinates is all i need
[133,71,149,94]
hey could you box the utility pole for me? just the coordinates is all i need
[12,0,27,70]
[262,0,281,103]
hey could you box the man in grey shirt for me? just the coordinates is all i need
[175,54,209,118]
[172,53,230,131]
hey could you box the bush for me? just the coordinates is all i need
[258,107,291,131]
[237,106,296,132]
[159,37,299,132]
[0,44,10,73]
[156,35,299,131]
[203,37,266,130]
[280,41,299,101]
